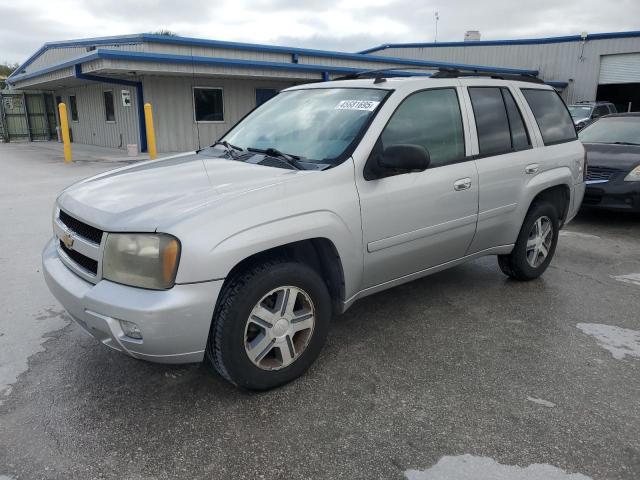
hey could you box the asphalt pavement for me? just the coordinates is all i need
[0,142,639,480]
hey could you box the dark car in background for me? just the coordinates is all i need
[580,113,640,212]
[569,101,617,131]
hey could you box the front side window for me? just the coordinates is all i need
[522,89,577,145]
[194,87,224,122]
[379,88,465,167]
[593,105,609,118]
[223,88,389,163]
[69,95,78,122]
[103,91,115,122]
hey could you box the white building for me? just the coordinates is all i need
[360,30,640,110]
[5,33,537,152]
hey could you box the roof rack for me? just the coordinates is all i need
[334,66,545,84]
[334,66,433,83]
[430,67,545,84]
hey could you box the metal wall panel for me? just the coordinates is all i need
[56,82,140,150]
[375,37,640,103]
[142,76,294,152]
[24,43,144,74]
[599,53,640,84]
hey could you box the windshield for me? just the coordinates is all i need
[221,88,389,163]
[578,117,640,144]
[568,105,592,120]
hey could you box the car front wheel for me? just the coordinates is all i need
[206,260,331,390]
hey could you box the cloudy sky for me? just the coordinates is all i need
[1,0,639,64]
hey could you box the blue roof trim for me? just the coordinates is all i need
[8,51,100,83]
[8,48,539,87]
[358,30,640,54]
[140,33,536,74]
[546,80,569,89]
[6,49,371,85]
[9,32,538,82]
[7,35,144,80]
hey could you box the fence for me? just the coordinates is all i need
[0,91,58,143]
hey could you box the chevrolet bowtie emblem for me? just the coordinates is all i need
[62,232,74,249]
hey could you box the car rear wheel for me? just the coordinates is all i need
[498,201,559,281]
[206,260,331,390]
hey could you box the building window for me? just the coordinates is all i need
[193,87,224,122]
[103,90,115,122]
[69,95,79,122]
[256,88,278,106]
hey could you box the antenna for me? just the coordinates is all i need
[434,12,440,43]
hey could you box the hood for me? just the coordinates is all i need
[57,152,301,231]
[583,143,640,171]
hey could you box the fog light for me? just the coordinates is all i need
[119,320,142,339]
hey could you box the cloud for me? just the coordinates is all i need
[1,0,639,64]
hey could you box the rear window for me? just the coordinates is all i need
[522,89,577,145]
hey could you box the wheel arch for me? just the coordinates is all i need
[523,167,572,225]
[220,238,347,315]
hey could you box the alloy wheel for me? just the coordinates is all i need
[244,286,316,370]
[526,216,553,268]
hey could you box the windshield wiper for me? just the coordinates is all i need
[213,140,244,152]
[247,147,303,170]
[611,141,640,146]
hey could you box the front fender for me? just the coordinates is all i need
[180,210,364,301]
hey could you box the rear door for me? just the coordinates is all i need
[462,82,540,253]
[355,86,479,288]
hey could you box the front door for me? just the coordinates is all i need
[356,87,479,288]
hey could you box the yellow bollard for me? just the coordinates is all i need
[57,103,72,163]
[144,103,157,160]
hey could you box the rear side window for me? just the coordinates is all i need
[521,89,577,145]
[502,89,530,150]
[380,88,465,167]
[469,87,512,155]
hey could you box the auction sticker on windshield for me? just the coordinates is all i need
[335,100,380,111]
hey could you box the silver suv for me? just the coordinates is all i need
[43,74,586,390]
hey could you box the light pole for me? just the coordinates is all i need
[434,12,439,43]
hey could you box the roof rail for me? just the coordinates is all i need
[333,66,545,84]
[334,66,434,82]
[430,67,545,84]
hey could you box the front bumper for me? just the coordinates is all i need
[42,238,223,364]
[565,181,586,224]
[583,181,640,212]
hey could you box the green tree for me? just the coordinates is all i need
[0,62,19,77]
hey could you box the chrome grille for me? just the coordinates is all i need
[59,210,103,244]
[585,166,619,182]
[54,209,103,283]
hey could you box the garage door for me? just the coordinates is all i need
[599,53,640,84]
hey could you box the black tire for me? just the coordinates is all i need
[206,259,331,390]
[498,201,560,281]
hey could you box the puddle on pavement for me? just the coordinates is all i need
[577,323,640,360]
[526,396,555,408]
[559,231,601,240]
[405,455,591,480]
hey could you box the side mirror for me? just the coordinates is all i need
[378,144,431,173]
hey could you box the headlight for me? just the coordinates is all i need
[103,233,180,289]
[624,165,640,182]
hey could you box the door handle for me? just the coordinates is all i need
[453,178,472,191]
[525,164,539,174]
